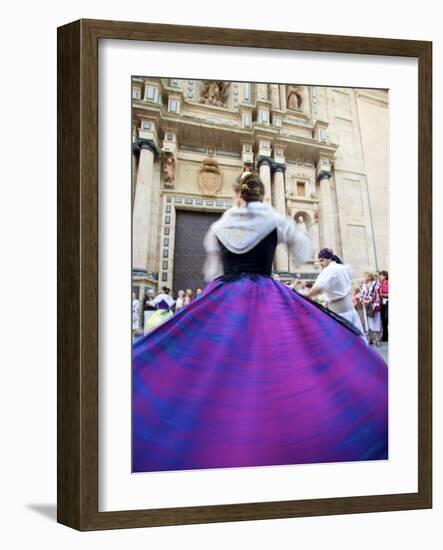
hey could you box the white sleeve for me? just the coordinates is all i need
[312,268,330,291]
[276,215,313,267]
[150,295,162,306]
[202,227,224,282]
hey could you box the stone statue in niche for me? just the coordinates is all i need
[199,81,230,107]
[162,152,176,188]
[296,215,308,232]
[287,85,303,110]
[198,158,223,196]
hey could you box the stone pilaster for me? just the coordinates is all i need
[270,84,280,109]
[132,139,159,274]
[309,207,321,259]
[272,164,289,272]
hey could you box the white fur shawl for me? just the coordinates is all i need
[202,202,313,281]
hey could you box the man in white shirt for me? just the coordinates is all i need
[307,248,365,338]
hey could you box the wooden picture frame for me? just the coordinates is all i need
[57,18,432,530]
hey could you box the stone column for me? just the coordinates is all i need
[272,164,289,272]
[257,156,273,205]
[317,170,336,251]
[132,139,158,273]
[280,85,287,110]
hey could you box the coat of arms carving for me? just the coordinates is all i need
[198,158,223,196]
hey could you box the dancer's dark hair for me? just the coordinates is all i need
[234,171,265,203]
[318,248,343,264]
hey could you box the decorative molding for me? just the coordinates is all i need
[256,155,273,169]
[272,163,287,174]
[132,138,160,157]
[316,170,332,181]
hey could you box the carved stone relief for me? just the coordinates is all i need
[198,158,223,196]
[162,152,176,188]
[287,85,303,110]
[199,81,230,107]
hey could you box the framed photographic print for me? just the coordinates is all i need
[57,19,432,530]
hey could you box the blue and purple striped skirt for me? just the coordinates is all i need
[132,275,388,472]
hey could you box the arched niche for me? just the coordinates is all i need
[294,211,312,228]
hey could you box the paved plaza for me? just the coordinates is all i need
[374,341,388,364]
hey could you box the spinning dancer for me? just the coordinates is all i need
[144,286,175,333]
[132,171,388,473]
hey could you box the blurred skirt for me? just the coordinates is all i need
[132,274,388,473]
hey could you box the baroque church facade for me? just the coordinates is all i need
[131,78,388,297]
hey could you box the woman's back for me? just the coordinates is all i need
[218,229,277,280]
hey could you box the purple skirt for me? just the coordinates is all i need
[132,275,388,473]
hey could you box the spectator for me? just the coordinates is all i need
[352,286,366,333]
[379,270,389,342]
[184,289,194,306]
[132,292,140,334]
[175,289,185,310]
[142,288,156,334]
[361,273,382,346]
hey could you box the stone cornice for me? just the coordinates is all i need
[132,106,339,163]
[286,195,319,205]
[133,103,338,149]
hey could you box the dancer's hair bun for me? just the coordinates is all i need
[235,171,265,203]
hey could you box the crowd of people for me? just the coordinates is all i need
[133,268,389,346]
[284,269,389,346]
[353,270,389,346]
[132,286,205,336]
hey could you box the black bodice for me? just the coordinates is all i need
[217,229,278,280]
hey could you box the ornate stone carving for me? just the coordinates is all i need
[162,152,176,188]
[287,85,303,110]
[199,81,230,107]
[198,158,223,196]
